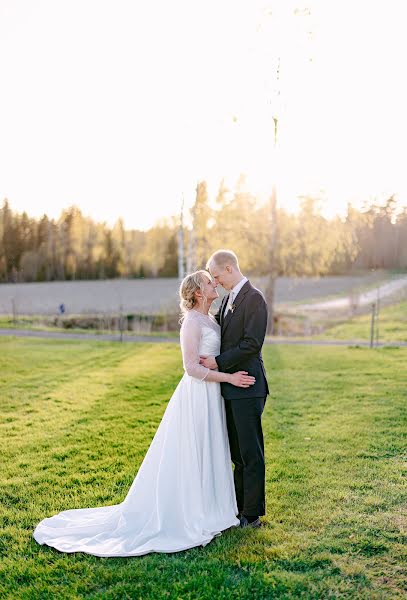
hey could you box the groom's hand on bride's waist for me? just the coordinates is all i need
[199,356,218,370]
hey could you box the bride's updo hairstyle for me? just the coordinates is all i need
[179,270,210,320]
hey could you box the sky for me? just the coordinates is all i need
[1,0,406,229]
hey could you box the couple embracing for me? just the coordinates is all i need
[33,249,269,557]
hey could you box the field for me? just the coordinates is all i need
[1,338,406,599]
[0,272,394,316]
[319,301,407,343]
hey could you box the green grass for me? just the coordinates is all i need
[319,301,407,343]
[1,338,406,599]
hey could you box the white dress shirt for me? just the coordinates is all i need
[224,276,248,316]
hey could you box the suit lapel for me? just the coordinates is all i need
[220,293,229,328]
[222,281,251,335]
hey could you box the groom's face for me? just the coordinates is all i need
[208,262,233,291]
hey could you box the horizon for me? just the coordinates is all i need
[2,191,404,233]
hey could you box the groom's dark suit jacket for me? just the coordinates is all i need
[215,280,269,400]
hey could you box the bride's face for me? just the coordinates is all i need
[196,276,218,305]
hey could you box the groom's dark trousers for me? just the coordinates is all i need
[215,281,269,517]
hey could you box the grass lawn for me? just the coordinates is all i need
[319,301,407,343]
[1,338,406,599]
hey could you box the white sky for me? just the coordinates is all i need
[1,0,406,229]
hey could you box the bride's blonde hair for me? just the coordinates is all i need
[179,270,211,320]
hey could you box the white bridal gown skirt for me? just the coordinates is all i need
[33,375,239,557]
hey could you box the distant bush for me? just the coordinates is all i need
[53,313,180,332]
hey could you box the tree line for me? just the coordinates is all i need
[1,182,406,283]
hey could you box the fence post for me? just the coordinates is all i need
[119,304,124,342]
[370,302,376,348]
[11,297,17,325]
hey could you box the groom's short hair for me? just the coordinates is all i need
[207,249,239,271]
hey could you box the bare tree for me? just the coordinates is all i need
[261,5,313,334]
[178,197,185,280]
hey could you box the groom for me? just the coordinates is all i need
[201,249,269,528]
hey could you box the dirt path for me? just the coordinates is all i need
[0,328,177,343]
[299,275,407,311]
[0,328,405,347]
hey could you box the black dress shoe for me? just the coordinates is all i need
[239,515,261,529]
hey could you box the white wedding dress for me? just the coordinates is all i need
[33,310,239,557]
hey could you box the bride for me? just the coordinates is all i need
[33,270,256,557]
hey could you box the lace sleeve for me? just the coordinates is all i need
[180,315,210,381]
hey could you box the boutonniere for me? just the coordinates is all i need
[230,303,236,313]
